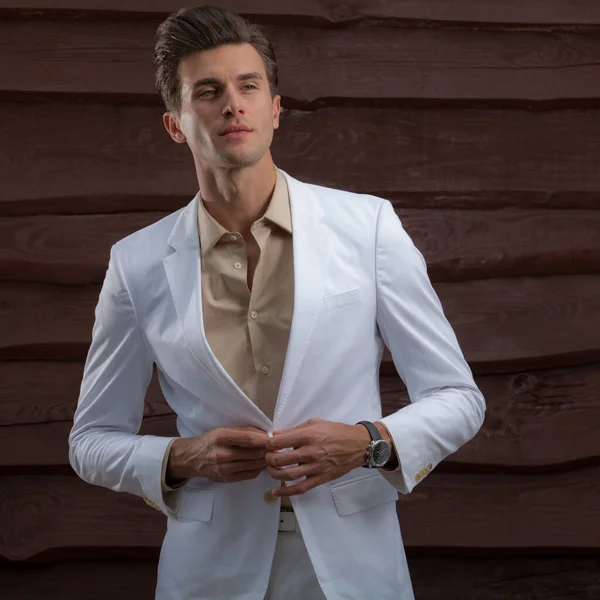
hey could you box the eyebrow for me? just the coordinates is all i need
[192,72,263,91]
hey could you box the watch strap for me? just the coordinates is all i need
[356,420,382,442]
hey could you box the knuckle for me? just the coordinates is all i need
[226,431,239,444]
[215,449,230,464]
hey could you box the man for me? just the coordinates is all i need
[69,5,486,600]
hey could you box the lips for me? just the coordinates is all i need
[221,124,253,135]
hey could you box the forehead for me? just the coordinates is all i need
[178,43,266,84]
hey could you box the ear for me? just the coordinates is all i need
[163,112,187,144]
[272,94,282,130]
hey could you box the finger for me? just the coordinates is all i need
[272,474,325,497]
[267,463,320,482]
[218,448,267,462]
[266,431,311,452]
[265,449,301,468]
[223,429,270,448]
[237,425,268,434]
[225,459,267,474]
[265,447,317,468]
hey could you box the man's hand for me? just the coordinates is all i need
[264,418,375,497]
[167,426,269,483]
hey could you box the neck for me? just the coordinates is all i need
[195,154,277,236]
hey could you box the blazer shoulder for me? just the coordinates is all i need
[110,205,187,275]
[304,181,388,241]
[117,207,183,248]
[307,180,387,215]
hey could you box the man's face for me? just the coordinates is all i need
[166,43,281,169]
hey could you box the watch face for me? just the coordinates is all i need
[371,440,391,468]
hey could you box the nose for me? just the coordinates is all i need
[222,85,245,117]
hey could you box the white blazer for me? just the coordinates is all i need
[69,169,486,600]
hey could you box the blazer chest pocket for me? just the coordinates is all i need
[320,286,364,312]
[330,473,399,517]
[175,489,215,523]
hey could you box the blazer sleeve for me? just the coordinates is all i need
[374,199,486,494]
[68,243,184,517]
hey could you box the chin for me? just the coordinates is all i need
[220,148,264,168]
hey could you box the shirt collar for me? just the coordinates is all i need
[263,167,292,234]
[197,166,292,256]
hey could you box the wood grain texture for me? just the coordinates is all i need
[2,208,599,285]
[0,362,169,426]
[3,0,600,28]
[383,364,600,470]
[4,103,600,216]
[2,275,599,369]
[2,20,600,104]
[1,363,599,471]
[1,469,599,561]
[2,557,600,599]
[0,416,177,470]
[409,557,600,599]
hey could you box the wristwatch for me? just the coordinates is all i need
[356,421,392,469]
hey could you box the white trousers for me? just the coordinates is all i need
[264,529,327,600]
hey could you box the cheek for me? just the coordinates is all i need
[179,111,206,138]
[184,120,214,149]
[178,112,195,135]
[259,110,277,138]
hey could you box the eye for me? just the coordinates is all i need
[198,90,215,97]
[242,84,257,90]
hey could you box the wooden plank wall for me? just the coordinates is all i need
[1,1,600,598]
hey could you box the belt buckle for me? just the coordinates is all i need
[278,510,297,532]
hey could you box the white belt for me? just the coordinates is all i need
[278,508,298,532]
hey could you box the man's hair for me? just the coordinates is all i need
[154,5,279,114]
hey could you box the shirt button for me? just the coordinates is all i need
[229,234,238,242]
[261,365,269,375]
[233,262,242,270]
[250,311,258,319]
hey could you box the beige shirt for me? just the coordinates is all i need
[161,167,294,502]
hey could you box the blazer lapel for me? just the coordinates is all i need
[273,170,328,424]
[162,195,272,427]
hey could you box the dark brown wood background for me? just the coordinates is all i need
[2,1,600,598]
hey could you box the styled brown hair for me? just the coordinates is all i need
[154,5,278,114]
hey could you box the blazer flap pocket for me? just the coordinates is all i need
[176,489,215,523]
[321,287,364,312]
[330,474,399,517]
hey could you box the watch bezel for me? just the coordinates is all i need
[369,439,392,468]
